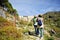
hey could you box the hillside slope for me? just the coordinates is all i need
[0,16,23,40]
[43,11,60,40]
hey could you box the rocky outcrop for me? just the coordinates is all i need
[19,16,34,22]
[0,7,6,18]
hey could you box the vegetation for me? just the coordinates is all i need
[28,22,33,26]
[0,17,23,40]
[44,34,54,40]
[0,0,13,12]
[0,0,19,16]
[19,20,28,25]
[43,11,60,39]
[0,0,19,21]
[0,16,7,22]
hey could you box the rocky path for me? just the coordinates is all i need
[16,25,44,40]
[23,33,44,40]
[23,25,44,40]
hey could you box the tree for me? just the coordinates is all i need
[0,0,13,12]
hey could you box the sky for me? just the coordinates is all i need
[9,0,60,16]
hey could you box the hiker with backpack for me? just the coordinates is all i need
[37,15,44,38]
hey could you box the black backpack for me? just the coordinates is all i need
[38,20,42,26]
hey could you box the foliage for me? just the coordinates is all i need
[12,9,19,16]
[44,34,54,40]
[28,22,33,26]
[0,0,13,12]
[0,26,23,40]
[0,0,8,3]
[0,17,23,40]
[19,20,28,25]
[5,2,13,12]
[0,0,19,20]
[43,11,60,38]
[0,16,7,22]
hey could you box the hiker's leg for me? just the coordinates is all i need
[34,25,37,34]
[41,28,43,37]
[40,28,43,38]
[40,28,42,38]
[36,28,39,35]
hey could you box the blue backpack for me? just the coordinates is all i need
[38,20,42,26]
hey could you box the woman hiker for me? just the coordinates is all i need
[37,15,44,39]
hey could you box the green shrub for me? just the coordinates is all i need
[28,22,32,26]
[44,34,54,40]
[0,17,23,40]
[0,17,7,22]
[0,26,23,40]
[48,37,54,40]
[19,20,28,25]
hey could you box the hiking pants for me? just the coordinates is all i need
[40,28,43,38]
[36,28,44,37]
[36,28,39,35]
[34,25,37,34]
